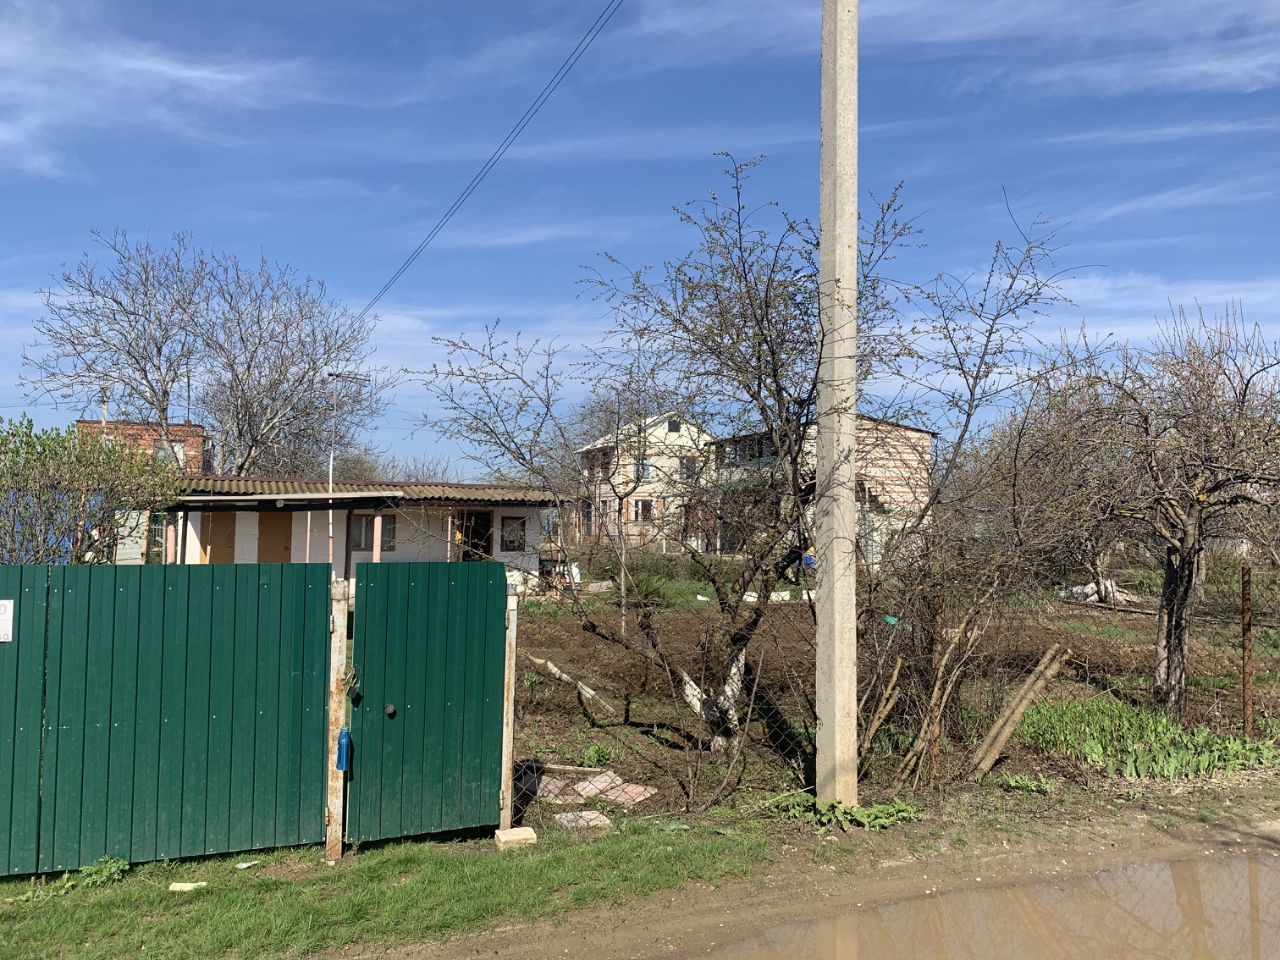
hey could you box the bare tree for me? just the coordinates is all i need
[24,231,389,477]
[424,159,1073,797]
[328,449,463,484]
[1045,307,1280,718]
[24,230,208,462]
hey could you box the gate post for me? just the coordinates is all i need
[499,583,519,831]
[325,578,352,861]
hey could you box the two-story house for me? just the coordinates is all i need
[574,412,714,548]
[710,415,935,562]
[568,412,934,562]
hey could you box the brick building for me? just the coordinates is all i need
[75,420,212,476]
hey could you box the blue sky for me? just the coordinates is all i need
[2,0,1278,464]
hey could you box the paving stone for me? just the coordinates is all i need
[600,783,657,808]
[554,810,613,830]
[574,771,624,798]
[495,827,538,851]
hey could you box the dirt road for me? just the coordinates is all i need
[344,777,1280,960]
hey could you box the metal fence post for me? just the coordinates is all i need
[1242,565,1254,738]
[325,578,351,861]
[499,584,519,831]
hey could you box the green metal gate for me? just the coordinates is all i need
[0,564,330,876]
[346,562,508,843]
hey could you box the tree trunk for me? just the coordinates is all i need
[1153,547,1174,696]
[1155,543,1200,719]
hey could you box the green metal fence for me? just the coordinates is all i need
[347,562,508,843]
[0,566,48,876]
[0,564,330,876]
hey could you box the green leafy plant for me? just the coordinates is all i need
[1019,697,1277,780]
[579,744,614,768]
[623,572,672,608]
[998,772,1054,795]
[773,793,922,833]
[10,856,129,905]
[79,856,129,888]
[521,670,543,689]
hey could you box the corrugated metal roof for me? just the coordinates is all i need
[178,477,556,505]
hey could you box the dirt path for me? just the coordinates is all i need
[339,775,1280,960]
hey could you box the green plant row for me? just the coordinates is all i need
[1018,697,1276,780]
[773,794,922,833]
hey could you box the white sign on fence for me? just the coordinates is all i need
[0,599,12,643]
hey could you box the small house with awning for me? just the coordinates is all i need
[141,477,556,579]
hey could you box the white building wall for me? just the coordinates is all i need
[233,512,258,564]
[345,505,542,573]
[174,503,544,574]
[114,510,146,564]
[182,512,203,564]
[289,509,347,565]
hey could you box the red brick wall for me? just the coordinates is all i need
[75,420,211,476]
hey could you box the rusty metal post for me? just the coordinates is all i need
[325,579,351,861]
[1242,565,1255,738]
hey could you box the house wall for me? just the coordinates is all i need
[855,419,933,520]
[114,511,147,564]
[175,504,543,574]
[76,420,211,475]
[288,509,348,565]
[233,512,259,564]
[183,512,203,564]
[581,417,711,544]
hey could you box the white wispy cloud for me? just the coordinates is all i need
[1074,175,1279,223]
[369,297,613,375]
[1022,35,1280,96]
[1060,271,1280,338]
[624,0,819,63]
[864,0,1280,49]
[0,1,316,177]
[860,0,1280,95]
[505,123,817,163]
[1043,119,1280,148]
[324,121,819,168]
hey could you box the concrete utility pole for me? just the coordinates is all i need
[815,0,859,805]
[326,370,371,581]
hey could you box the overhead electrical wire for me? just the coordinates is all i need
[353,0,628,323]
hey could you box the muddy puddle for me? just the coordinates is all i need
[703,856,1280,959]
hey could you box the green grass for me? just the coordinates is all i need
[997,772,1054,795]
[0,822,768,960]
[1018,697,1277,780]
[1186,670,1280,691]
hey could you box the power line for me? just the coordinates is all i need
[353,0,627,323]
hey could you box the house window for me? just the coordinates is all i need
[581,501,594,534]
[352,513,396,552]
[634,499,654,522]
[145,511,168,564]
[679,457,698,483]
[667,418,681,433]
[501,516,527,552]
[633,461,653,481]
[153,440,186,469]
